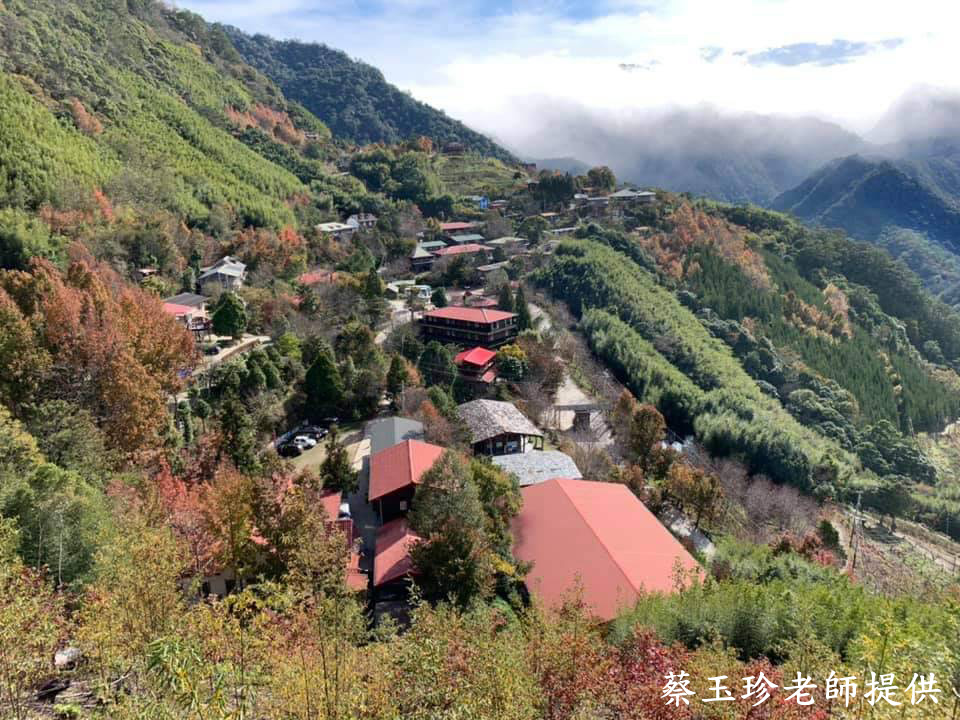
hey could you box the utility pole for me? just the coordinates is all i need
[851,492,862,572]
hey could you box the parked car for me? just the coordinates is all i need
[277,443,302,458]
[203,344,219,356]
[293,435,317,449]
[300,425,329,440]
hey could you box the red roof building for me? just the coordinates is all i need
[368,440,445,521]
[419,306,518,347]
[512,478,700,621]
[373,518,421,587]
[439,221,482,233]
[454,346,498,384]
[432,243,489,258]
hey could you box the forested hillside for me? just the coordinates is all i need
[223,28,515,161]
[536,200,960,537]
[773,150,960,307]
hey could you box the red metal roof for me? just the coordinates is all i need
[162,302,194,316]
[439,221,479,231]
[320,490,342,520]
[373,518,421,586]
[423,306,516,324]
[433,243,487,257]
[368,440,445,502]
[455,346,497,367]
[512,478,700,621]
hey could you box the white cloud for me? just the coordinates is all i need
[175,0,960,148]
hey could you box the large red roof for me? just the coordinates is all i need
[433,243,487,257]
[368,440,445,502]
[512,478,700,621]
[423,306,516,324]
[373,518,421,586]
[455,346,497,367]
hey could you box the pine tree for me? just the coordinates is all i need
[320,426,357,494]
[387,354,409,402]
[515,285,533,330]
[497,283,515,313]
[304,349,343,418]
[212,292,247,340]
[217,392,258,472]
[431,286,448,308]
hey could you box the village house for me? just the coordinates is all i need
[161,301,206,326]
[439,221,484,236]
[418,239,448,252]
[347,212,378,230]
[197,256,246,293]
[164,292,208,312]
[316,221,356,241]
[431,243,491,261]
[511,478,699,621]
[419,306,518,347]
[457,399,543,456]
[454,346,498,386]
[465,195,489,210]
[200,489,365,597]
[487,236,526,250]
[585,195,610,218]
[609,187,656,204]
[489,199,509,213]
[410,244,435,273]
[367,439,445,522]
[449,233,486,245]
[492,450,583,487]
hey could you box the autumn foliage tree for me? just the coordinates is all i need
[0,255,196,455]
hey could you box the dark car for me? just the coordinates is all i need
[300,425,329,440]
[203,344,219,356]
[276,443,302,458]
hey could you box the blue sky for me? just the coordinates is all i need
[175,0,957,149]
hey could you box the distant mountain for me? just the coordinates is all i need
[772,152,960,305]
[510,104,865,204]
[223,28,514,161]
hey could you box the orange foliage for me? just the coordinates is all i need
[641,203,770,289]
[69,97,102,135]
[226,103,304,145]
[92,188,114,223]
[0,254,198,457]
[231,225,306,276]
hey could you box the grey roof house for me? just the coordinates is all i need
[367,417,425,455]
[492,450,583,487]
[457,399,543,456]
[198,256,246,291]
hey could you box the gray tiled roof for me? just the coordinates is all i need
[457,400,542,444]
[366,417,425,455]
[492,451,583,487]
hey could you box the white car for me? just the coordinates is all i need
[293,435,317,449]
